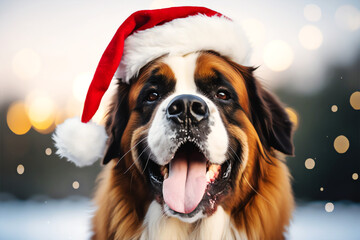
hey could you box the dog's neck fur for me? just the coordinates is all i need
[140,202,245,240]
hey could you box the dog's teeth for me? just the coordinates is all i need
[209,164,221,174]
[164,172,168,179]
[206,170,215,183]
[160,165,168,176]
[206,164,221,183]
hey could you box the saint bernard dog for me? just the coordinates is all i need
[53,7,295,240]
[92,51,294,239]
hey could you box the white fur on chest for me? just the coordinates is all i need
[140,201,246,240]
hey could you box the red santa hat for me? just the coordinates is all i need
[53,6,250,167]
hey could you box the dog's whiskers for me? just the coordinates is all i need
[228,146,276,210]
[142,152,152,174]
[228,146,240,162]
[123,146,149,174]
[116,137,148,166]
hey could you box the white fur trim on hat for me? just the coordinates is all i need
[115,14,250,83]
[52,117,108,167]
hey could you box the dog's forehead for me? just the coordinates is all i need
[162,53,199,94]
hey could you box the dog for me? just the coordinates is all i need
[91,51,295,240]
[50,7,295,240]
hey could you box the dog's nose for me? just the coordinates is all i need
[166,94,209,124]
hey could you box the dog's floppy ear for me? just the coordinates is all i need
[237,66,294,156]
[254,85,294,155]
[102,82,130,164]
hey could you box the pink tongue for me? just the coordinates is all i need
[163,151,207,214]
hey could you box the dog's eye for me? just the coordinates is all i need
[215,90,230,100]
[146,91,159,102]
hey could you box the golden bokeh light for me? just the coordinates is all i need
[28,96,55,123]
[45,148,52,156]
[299,25,323,50]
[334,135,350,154]
[6,101,32,135]
[72,181,80,190]
[27,95,56,134]
[17,164,25,175]
[325,202,334,213]
[12,48,42,80]
[263,40,294,72]
[285,107,299,129]
[335,5,360,31]
[305,158,315,170]
[33,122,56,134]
[349,91,360,110]
[304,4,322,22]
[331,105,338,112]
[352,173,359,180]
[320,187,324,192]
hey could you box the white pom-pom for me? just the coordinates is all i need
[52,117,108,167]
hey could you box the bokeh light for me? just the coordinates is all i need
[349,91,360,110]
[320,187,324,192]
[45,148,52,156]
[12,48,42,80]
[28,96,54,122]
[285,107,299,129]
[334,135,350,154]
[6,101,32,135]
[305,158,315,170]
[304,4,322,22]
[72,72,93,103]
[331,105,338,112]
[27,94,56,134]
[263,40,294,72]
[17,164,25,175]
[352,173,359,181]
[34,123,56,134]
[325,202,334,213]
[335,5,360,31]
[241,18,266,47]
[299,25,323,50]
[72,181,80,190]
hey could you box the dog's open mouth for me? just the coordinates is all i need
[146,142,231,216]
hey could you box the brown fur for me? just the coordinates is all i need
[223,113,294,239]
[92,52,294,239]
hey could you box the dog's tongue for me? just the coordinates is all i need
[163,150,207,214]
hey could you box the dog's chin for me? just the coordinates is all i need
[142,141,232,223]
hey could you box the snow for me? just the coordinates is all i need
[0,199,359,240]
[0,197,94,240]
[288,202,360,240]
